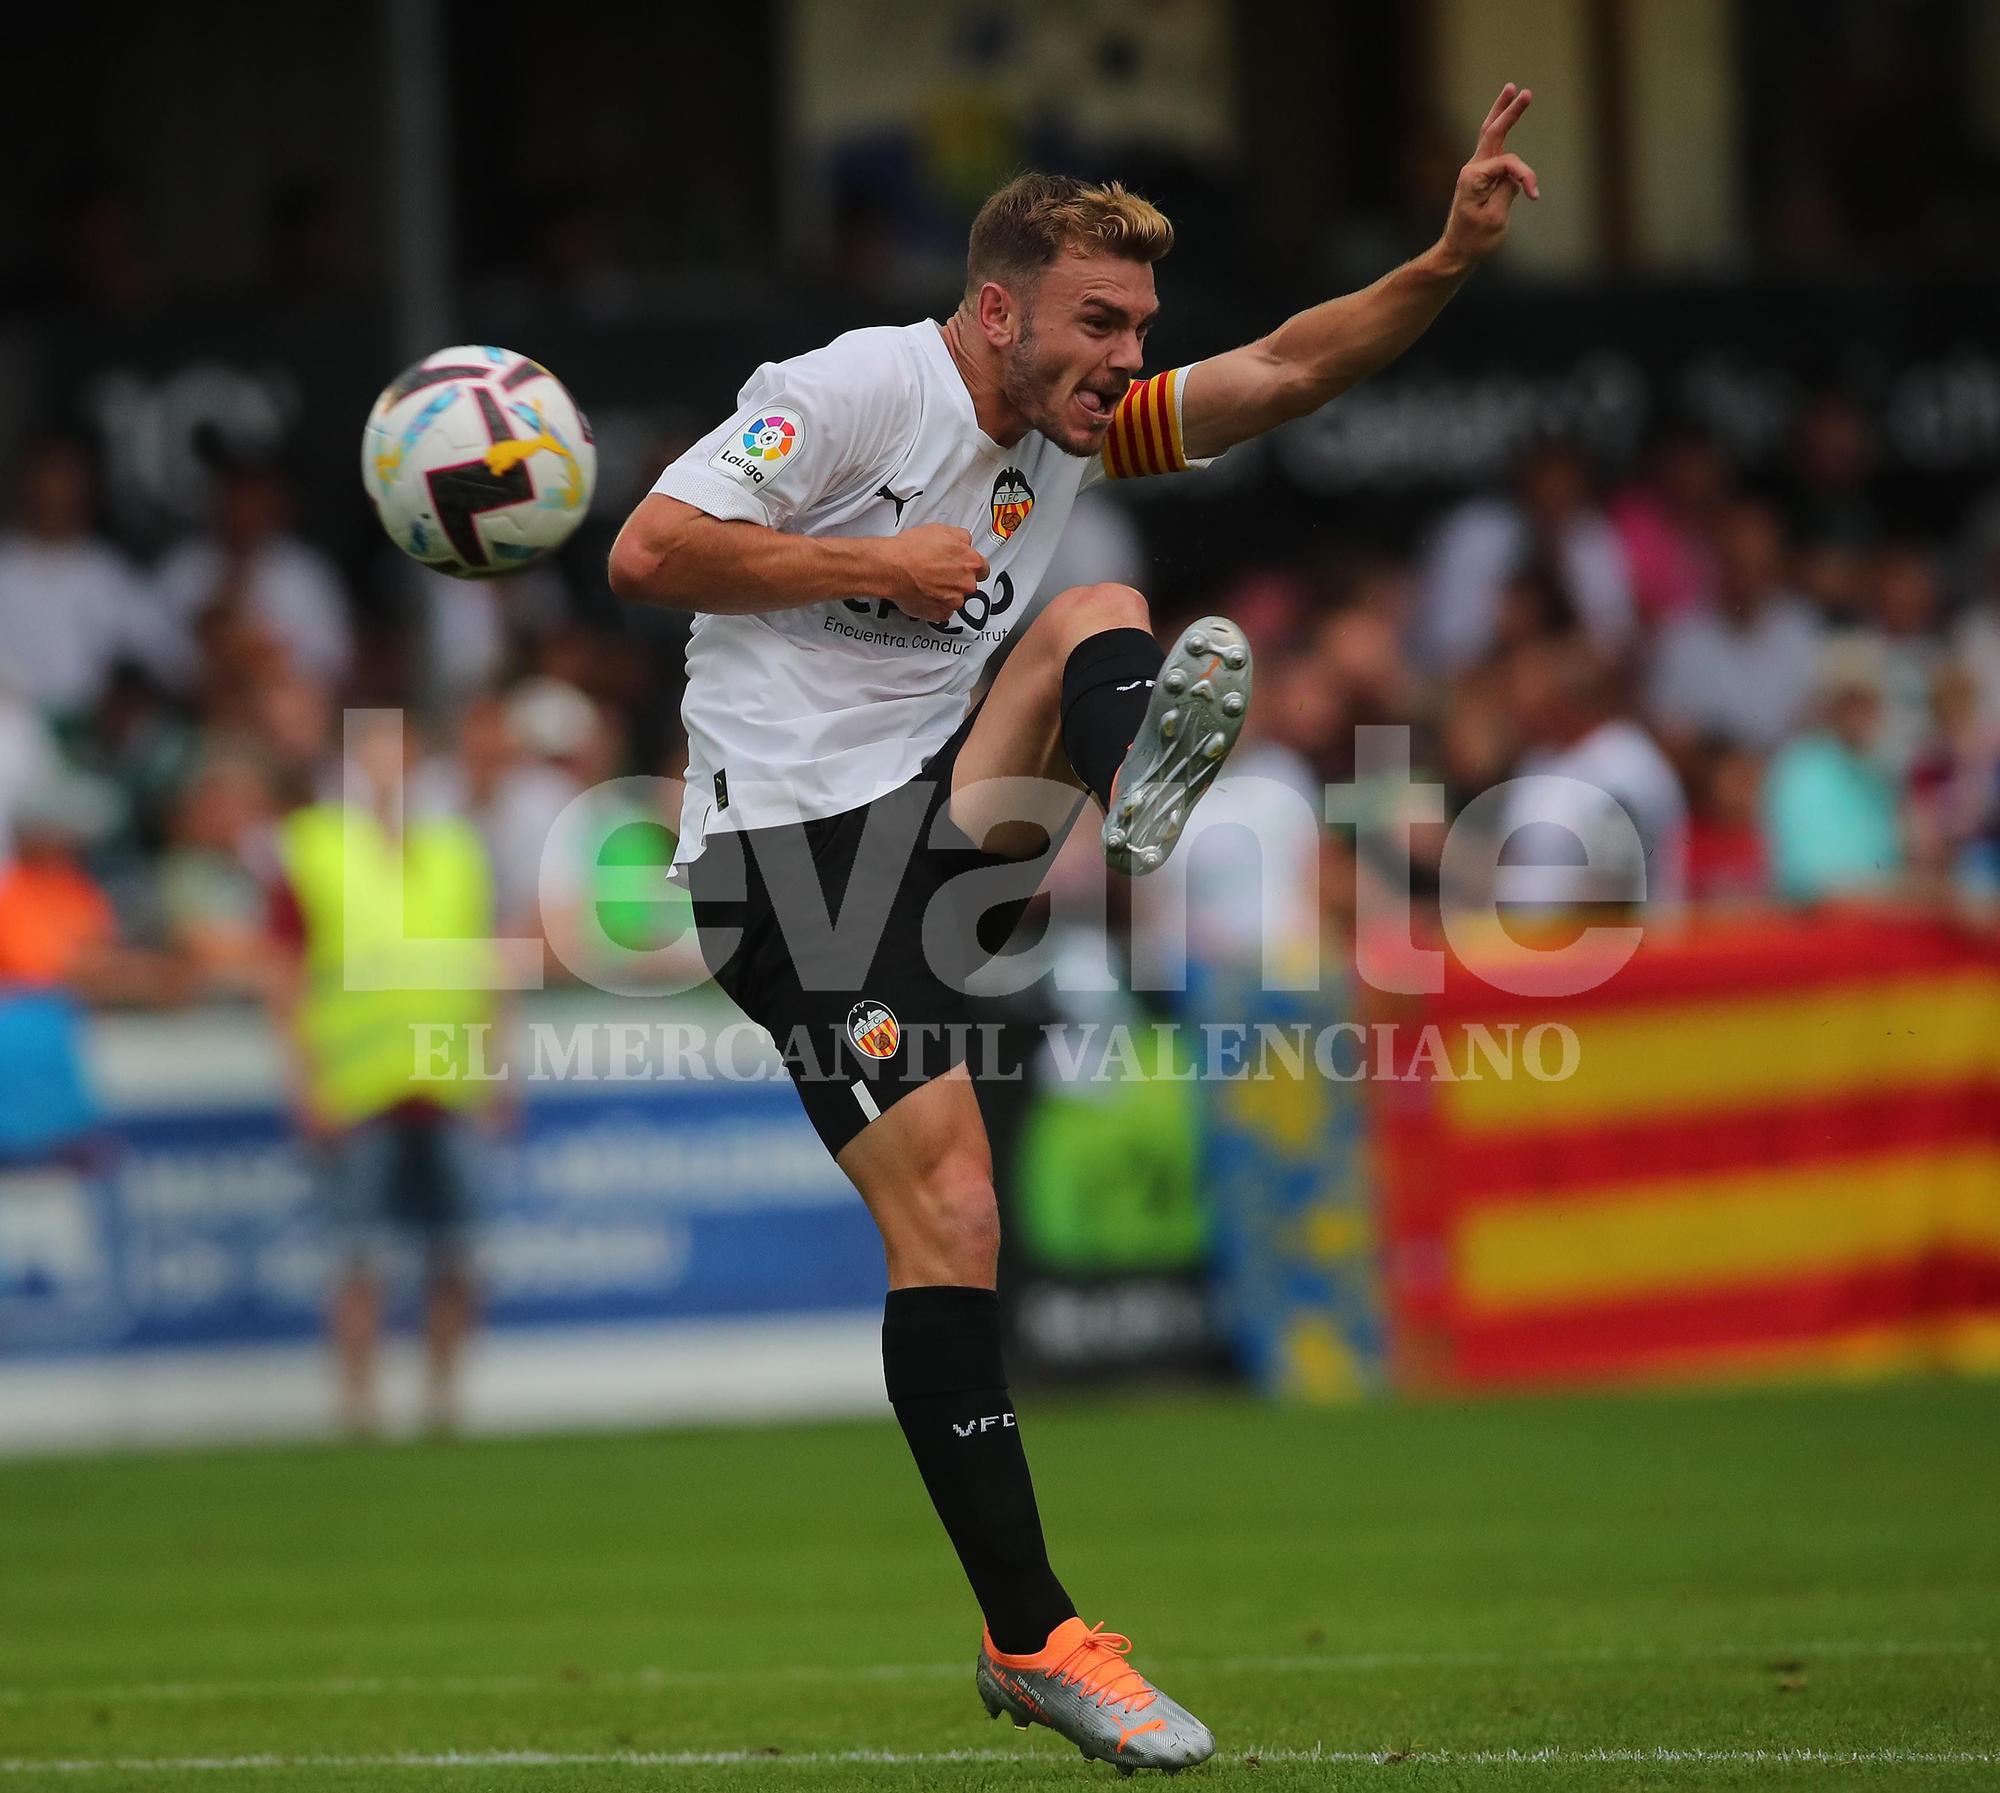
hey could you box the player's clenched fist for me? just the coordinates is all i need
[882,524,989,623]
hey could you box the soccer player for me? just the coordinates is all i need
[610,85,1538,1774]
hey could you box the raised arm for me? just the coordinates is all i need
[608,496,987,622]
[1181,84,1539,462]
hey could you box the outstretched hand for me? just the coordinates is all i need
[1440,83,1540,271]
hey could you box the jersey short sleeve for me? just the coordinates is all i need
[651,332,917,530]
[1085,364,1200,490]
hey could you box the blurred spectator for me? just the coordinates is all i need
[1206,567,1310,667]
[269,711,499,1435]
[1859,544,1945,775]
[152,461,355,691]
[243,670,336,804]
[0,986,100,1166]
[1414,441,1634,676]
[1438,661,1514,808]
[158,752,280,998]
[0,438,151,722]
[1647,499,1821,754]
[1313,580,1420,734]
[1683,739,1770,906]
[1484,564,1577,663]
[416,562,568,714]
[1496,634,1686,910]
[413,679,592,942]
[1609,425,1729,626]
[0,765,188,1003]
[1953,535,2000,728]
[1308,593,1441,917]
[1763,636,1904,903]
[1783,391,1881,551]
[0,772,119,987]
[0,687,59,864]
[531,690,699,983]
[1906,664,2000,903]
[1784,392,1880,627]
[69,661,200,868]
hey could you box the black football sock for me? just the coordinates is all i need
[1060,627,1165,809]
[882,1285,1075,1654]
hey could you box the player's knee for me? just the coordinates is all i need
[1044,581,1151,649]
[904,1157,1001,1280]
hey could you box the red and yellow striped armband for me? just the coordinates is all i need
[1099,366,1191,481]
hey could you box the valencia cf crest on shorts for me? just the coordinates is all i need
[989,468,1034,541]
[847,999,901,1060]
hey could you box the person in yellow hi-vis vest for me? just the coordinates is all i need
[269,711,502,1436]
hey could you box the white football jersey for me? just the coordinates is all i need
[652,320,1196,863]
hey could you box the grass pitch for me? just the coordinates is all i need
[4,1380,1996,1791]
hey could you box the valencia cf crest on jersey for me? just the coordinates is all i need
[990,468,1034,541]
[847,1000,901,1060]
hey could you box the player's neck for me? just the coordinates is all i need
[937,314,1030,449]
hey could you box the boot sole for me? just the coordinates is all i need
[1100,615,1252,877]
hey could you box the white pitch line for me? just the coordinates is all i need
[4,1746,2000,1774]
[1,1637,1987,1709]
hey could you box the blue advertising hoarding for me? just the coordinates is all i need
[0,1068,884,1363]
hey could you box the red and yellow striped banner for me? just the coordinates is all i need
[1374,913,2000,1391]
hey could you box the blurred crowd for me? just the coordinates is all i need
[0,430,700,1014]
[1120,392,2000,985]
[2,385,2000,1020]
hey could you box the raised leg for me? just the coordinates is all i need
[949,582,1159,857]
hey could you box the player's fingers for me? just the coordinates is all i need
[1470,154,1539,201]
[1478,82,1517,141]
[1496,153,1540,200]
[1476,86,1533,157]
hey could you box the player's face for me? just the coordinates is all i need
[1002,251,1158,456]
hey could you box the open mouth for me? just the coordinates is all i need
[1074,385,1122,429]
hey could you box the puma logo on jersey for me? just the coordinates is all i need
[876,483,922,523]
[953,1413,1017,1436]
[1116,678,1155,693]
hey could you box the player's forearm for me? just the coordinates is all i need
[609,500,898,615]
[1244,244,1471,433]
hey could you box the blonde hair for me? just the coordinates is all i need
[964,174,1173,299]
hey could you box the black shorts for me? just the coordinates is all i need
[686,706,1060,1157]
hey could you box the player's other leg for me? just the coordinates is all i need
[836,1064,1072,1652]
[952,582,1252,876]
[838,1057,1214,1773]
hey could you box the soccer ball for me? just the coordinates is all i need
[362,345,596,578]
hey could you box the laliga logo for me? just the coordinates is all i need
[710,406,803,486]
[847,1000,900,1060]
[742,413,798,462]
